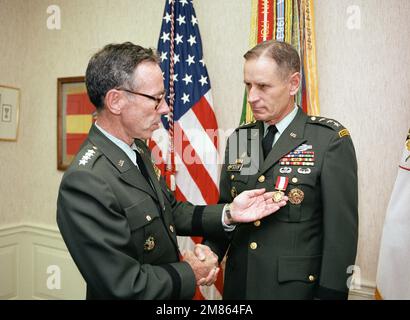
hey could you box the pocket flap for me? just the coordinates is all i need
[231,173,249,183]
[288,174,317,187]
[278,255,322,283]
[124,198,160,231]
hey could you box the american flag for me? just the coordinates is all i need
[149,0,222,299]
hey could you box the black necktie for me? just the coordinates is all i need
[262,125,278,159]
[135,150,152,187]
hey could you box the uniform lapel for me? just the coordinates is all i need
[120,168,159,200]
[88,125,159,201]
[247,121,265,172]
[260,108,308,174]
[134,142,179,250]
[135,140,166,212]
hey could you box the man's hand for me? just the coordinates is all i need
[183,246,219,286]
[193,244,220,286]
[227,188,288,224]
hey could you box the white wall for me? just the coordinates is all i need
[315,0,410,289]
[1,0,410,298]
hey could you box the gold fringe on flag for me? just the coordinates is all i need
[302,0,320,116]
[285,0,293,43]
[249,0,259,48]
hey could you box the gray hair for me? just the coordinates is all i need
[85,42,159,110]
[244,40,301,79]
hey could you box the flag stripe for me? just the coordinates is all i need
[174,152,206,205]
[174,123,219,204]
[177,111,220,188]
[191,94,218,149]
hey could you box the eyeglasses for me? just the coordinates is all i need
[117,87,166,110]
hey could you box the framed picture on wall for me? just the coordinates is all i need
[57,76,96,170]
[0,85,20,141]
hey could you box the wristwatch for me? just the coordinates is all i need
[225,203,236,225]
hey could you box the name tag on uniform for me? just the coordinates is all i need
[227,159,244,172]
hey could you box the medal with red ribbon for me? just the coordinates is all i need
[272,176,289,203]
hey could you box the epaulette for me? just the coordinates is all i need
[76,145,102,168]
[235,120,258,131]
[308,116,350,138]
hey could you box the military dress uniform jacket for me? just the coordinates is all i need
[57,124,226,300]
[207,108,358,300]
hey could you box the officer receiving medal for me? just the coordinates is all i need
[204,40,358,300]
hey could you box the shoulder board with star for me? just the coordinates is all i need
[76,145,102,168]
[307,116,351,138]
[235,120,258,131]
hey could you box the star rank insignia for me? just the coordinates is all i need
[79,149,96,166]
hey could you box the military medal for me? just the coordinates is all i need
[144,236,156,251]
[280,150,315,167]
[295,144,313,152]
[151,160,162,180]
[279,167,292,174]
[272,176,289,203]
[298,167,311,175]
[288,188,305,205]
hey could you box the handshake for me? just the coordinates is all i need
[183,244,221,286]
[183,188,288,286]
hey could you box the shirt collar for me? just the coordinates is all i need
[94,122,137,165]
[264,105,299,136]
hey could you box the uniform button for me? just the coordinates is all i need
[250,242,258,250]
[292,177,298,183]
[258,175,265,183]
[308,275,315,282]
[146,215,152,222]
[254,220,261,227]
[169,225,174,233]
[231,187,237,198]
[230,174,235,181]
[311,117,316,121]
[163,206,166,211]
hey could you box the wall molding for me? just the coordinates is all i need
[349,280,376,300]
[0,223,86,300]
[0,223,376,300]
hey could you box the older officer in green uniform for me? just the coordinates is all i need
[206,40,358,300]
[56,42,287,300]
